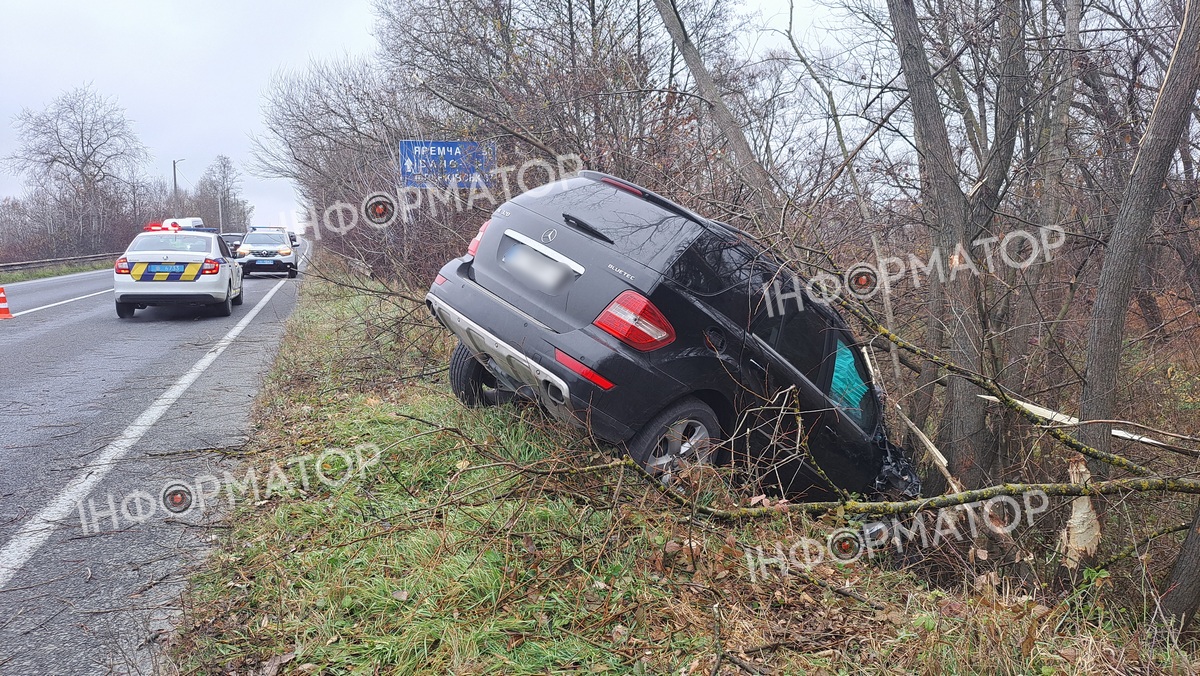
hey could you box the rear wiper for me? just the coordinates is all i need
[561,213,614,244]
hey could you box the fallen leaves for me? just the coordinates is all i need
[256,650,295,676]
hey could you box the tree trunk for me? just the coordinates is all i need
[1133,244,1165,341]
[1161,505,1200,629]
[1172,230,1200,309]
[1079,0,1200,468]
[651,0,781,226]
[885,0,1025,489]
[1069,0,1200,628]
[999,0,1081,476]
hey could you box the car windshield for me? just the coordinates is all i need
[244,233,286,245]
[129,234,212,252]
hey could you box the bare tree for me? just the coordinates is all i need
[881,0,1027,490]
[189,155,253,232]
[1072,0,1200,627]
[651,0,781,226]
[5,85,147,250]
[1079,0,1200,465]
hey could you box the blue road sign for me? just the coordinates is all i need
[398,139,494,188]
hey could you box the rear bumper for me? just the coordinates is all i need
[113,275,227,305]
[116,293,225,305]
[429,294,575,418]
[427,261,685,443]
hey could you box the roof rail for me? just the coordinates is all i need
[706,218,757,242]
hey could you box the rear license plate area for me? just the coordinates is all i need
[148,264,185,273]
[501,243,573,294]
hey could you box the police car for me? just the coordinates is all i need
[113,222,245,318]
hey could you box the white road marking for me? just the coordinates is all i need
[10,289,112,317]
[0,278,290,589]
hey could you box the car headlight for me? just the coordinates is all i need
[278,247,293,256]
[237,245,249,255]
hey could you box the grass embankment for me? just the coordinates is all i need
[175,271,1197,675]
[0,260,112,285]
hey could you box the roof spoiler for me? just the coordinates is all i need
[579,170,753,238]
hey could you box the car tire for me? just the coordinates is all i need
[448,341,514,407]
[626,397,720,484]
[214,286,234,317]
[232,282,244,305]
[115,301,136,319]
[287,268,298,279]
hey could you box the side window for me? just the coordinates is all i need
[751,302,834,386]
[668,240,722,294]
[669,231,760,295]
[828,338,878,430]
[216,238,232,258]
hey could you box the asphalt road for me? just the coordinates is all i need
[0,260,302,674]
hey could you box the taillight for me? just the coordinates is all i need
[467,219,491,256]
[434,274,447,285]
[555,349,614,390]
[201,258,221,275]
[593,290,675,351]
[114,257,131,274]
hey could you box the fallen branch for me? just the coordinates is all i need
[832,298,1154,477]
[1095,522,1191,571]
[631,448,1200,518]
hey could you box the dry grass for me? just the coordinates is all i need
[173,265,1200,675]
[0,259,112,285]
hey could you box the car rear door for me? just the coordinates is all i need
[469,177,704,333]
[744,274,882,493]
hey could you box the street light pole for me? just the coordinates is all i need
[172,158,185,214]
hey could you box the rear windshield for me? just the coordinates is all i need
[243,233,287,245]
[129,234,212,252]
[511,180,702,271]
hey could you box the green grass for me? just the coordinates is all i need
[0,260,112,285]
[175,268,1199,675]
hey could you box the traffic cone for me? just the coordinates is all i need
[0,287,11,319]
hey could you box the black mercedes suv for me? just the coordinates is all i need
[426,171,919,499]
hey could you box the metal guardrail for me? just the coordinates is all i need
[0,252,120,273]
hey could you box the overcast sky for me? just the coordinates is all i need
[0,0,377,229]
[0,1,823,231]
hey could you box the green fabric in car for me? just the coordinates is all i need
[829,341,868,424]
